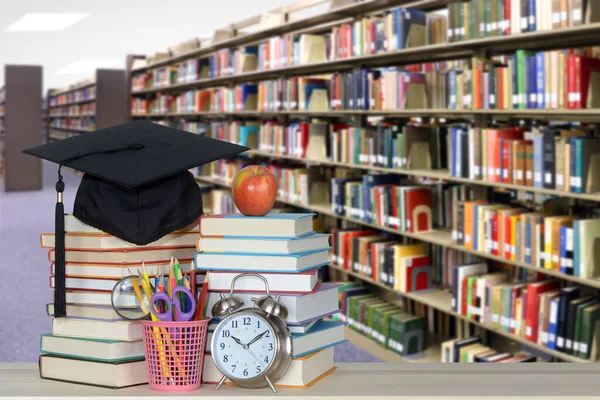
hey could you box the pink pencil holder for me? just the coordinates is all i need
[142,319,209,391]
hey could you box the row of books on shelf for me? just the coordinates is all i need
[49,87,96,106]
[49,117,94,131]
[441,336,537,363]
[207,118,600,195]
[48,103,95,117]
[130,1,600,93]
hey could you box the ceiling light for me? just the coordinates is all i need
[5,13,90,32]
[56,59,123,75]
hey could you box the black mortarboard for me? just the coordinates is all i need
[24,120,248,317]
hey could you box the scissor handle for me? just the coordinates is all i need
[150,292,174,321]
[172,286,197,322]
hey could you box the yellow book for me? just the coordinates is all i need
[490,283,510,330]
[514,296,523,336]
[393,243,426,289]
[543,217,560,270]
[558,52,565,109]
[459,344,483,363]
[509,215,521,261]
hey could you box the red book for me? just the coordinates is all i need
[487,128,524,182]
[370,20,376,54]
[525,280,560,343]
[461,277,470,316]
[504,215,512,259]
[501,139,512,184]
[567,54,577,109]
[504,0,511,35]
[575,55,600,109]
[390,188,400,230]
[404,188,432,233]
[299,123,310,158]
[497,68,505,110]
[405,255,430,292]
[342,231,376,270]
[346,24,352,58]
[473,67,483,109]
[491,214,499,256]
[470,279,478,321]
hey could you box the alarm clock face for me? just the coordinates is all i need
[212,312,277,381]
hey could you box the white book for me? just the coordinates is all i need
[199,213,314,238]
[194,249,329,273]
[51,318,143,341]
[52,261,198,279]
[40,334,144,362]
[64,290,136,307]
[41,231,199,250]
[46,304,122,321]
[202,347,335,388]
[39,355,147,388]
[208,269,319,293]
[63,214,198,234]
[205,283,340,325]
[197,233,330,255]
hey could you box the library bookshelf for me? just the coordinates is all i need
[46,69,128,143]
[130,0,600,363]
[1,65,43,191]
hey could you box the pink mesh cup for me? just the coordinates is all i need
[142,319,209,391]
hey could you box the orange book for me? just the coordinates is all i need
[463,201,487,250]
[497,67,505,110]
[551,217,575,271]
[497,208,526,260]
[486,128,524,183]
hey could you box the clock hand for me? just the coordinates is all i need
[244,346,266,368]
[230,336,246,347]
[247,330,268,347]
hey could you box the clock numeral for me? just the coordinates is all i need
[223,355,228,363]
[220,343,225,350]
[265,331,271,337]
[264,356,269,363]
[256,366,262,374]
[256,320,261,328]
[243,368,249,377]
[231,365,236,372]
[243,317,251,326]
[268,343,273,351]
[231,320,238,328]
[222,330,230,338]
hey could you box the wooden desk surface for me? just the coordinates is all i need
[2,362,600,398]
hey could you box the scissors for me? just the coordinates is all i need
[150,286,197,322]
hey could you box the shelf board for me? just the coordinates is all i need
[48,98,96,109]
[239,149,600,201]
[130,109,600,122]
[131,0,454,73]
[49,81,95,97]
[344,326,443,363]
[131,23,600,94]
[48,127,90,133]
[195,175,600,289]
[48,115,95,119]
[329,264,588,363]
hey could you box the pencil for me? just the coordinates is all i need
[128,273,148,315]
[194,273,209,320]
[190,268,197,299]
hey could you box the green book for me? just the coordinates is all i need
[468,0,476,40]
[387,312,425,357]
[574,299,599,358]
[484,0,492,38]
[348,294,374,331]
[496,0,504,36]
[378,308,404,348]
[580,303,600,359]
[458,2,465,41]
[516,50,534,109]
[368,304,397,341]
[359,299,384,335]
[466,276,477,319]
[40,334,144,363]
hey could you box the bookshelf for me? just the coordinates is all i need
[1,65,43,191]
[46,69,128,142]
[131,0,600,363]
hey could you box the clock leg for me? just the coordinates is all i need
[265,375,277,393]
[214,375,227,391]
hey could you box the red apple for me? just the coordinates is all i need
[232,165,278,216]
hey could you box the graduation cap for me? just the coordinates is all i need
[24,120,248,317]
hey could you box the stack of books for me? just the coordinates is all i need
[195,212,346,389]
[38,214,199,388]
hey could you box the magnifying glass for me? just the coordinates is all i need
[110,275,153,321]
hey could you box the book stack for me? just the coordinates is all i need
[441,336,536,362]
[195,213,346,389]
[38,214,200,388]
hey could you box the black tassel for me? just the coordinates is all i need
[54,178,66,318]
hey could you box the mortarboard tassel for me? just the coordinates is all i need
[54,173,66,318]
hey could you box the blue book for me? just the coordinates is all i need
[194,248,330,273]
[450,127,457,176]
[560,226,569,275]
[240,84,258,110]
[392,8,402,49]
[398,9,426,49]
[239,125,259,147]
[528,0,536,31]
[525,219,532,265]
[511,54,519,109]
[362,174,400,223]
[527,55,537,109]
[547,297,560,350]
[332,178,359,216]
[304,80,328,110]
[290,320,347,358]
[573,220,581,277]
[536,52,545,109]
[533,134,544,188]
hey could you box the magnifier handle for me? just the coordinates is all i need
[150,292,173,321]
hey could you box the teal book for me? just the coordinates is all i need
[197,232,331,255]
[40,334,144,363]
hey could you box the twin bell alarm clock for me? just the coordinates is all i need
[210,273,292,393]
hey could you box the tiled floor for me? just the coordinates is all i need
[0,162,381,362]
